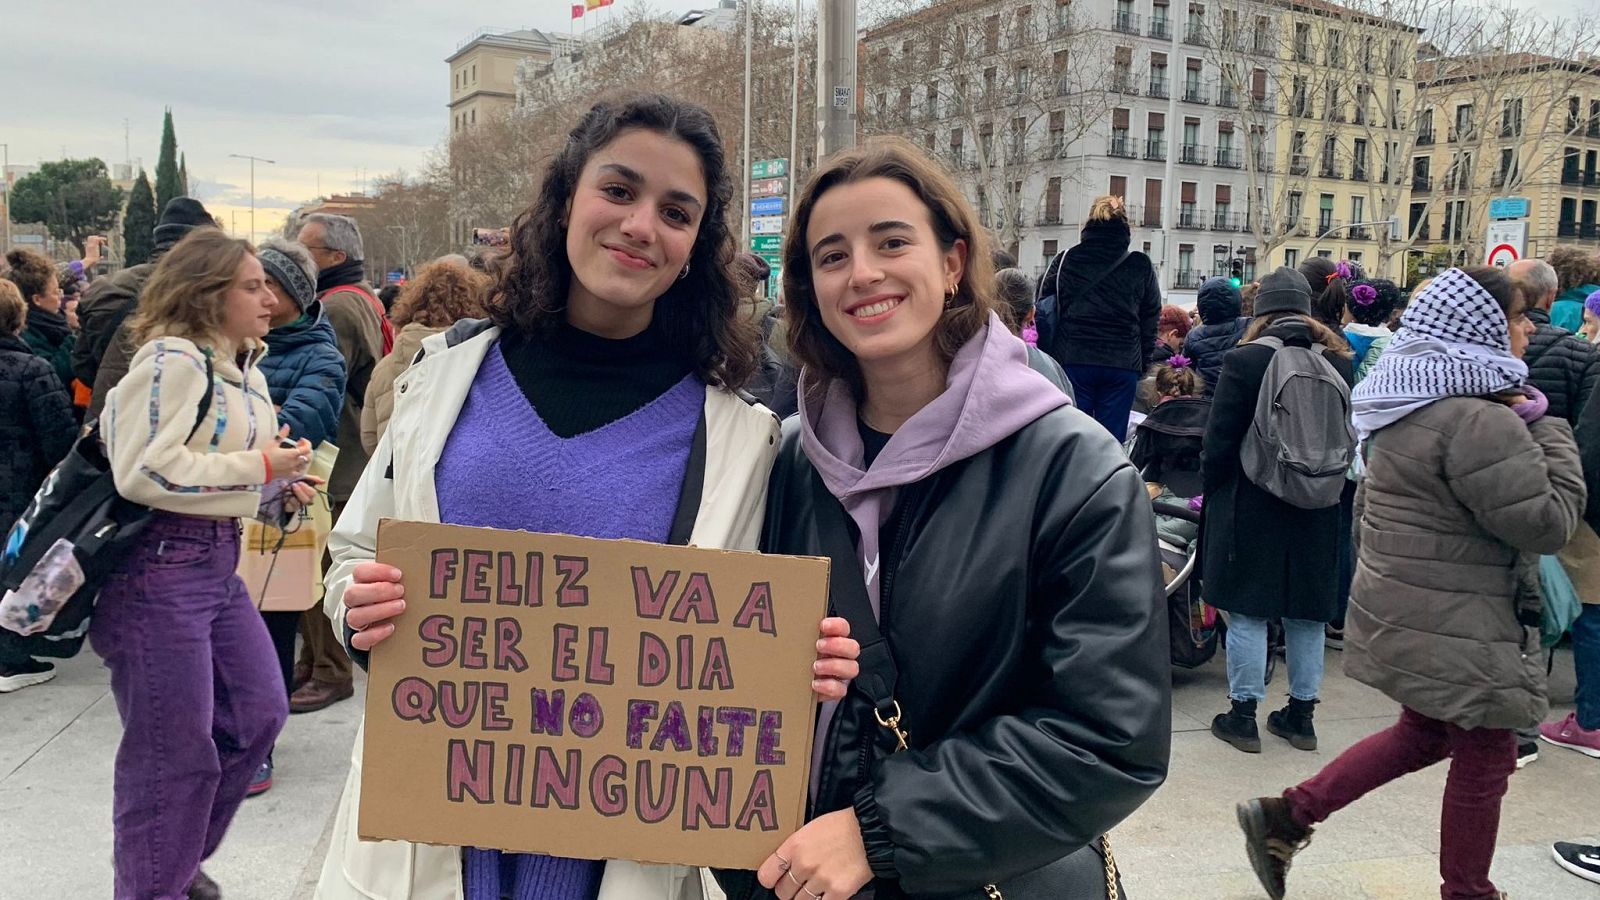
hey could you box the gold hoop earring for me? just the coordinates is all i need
[945,283,959,307]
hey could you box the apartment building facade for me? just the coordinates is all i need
[1414,55,1600,263]
[448,28,577,136]
[861,0,1421,298]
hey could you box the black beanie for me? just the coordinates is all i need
[152,197,215,248]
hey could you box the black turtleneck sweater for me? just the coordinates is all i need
[498,320,694,438]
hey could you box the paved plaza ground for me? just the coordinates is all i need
[2,645,1593,899]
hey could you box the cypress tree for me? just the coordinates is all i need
[178,153,188,196]
[122,170,157,265]
[154,109,180,212]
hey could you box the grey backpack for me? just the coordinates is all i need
[1240,336,1356,509]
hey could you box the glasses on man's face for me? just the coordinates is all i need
[303,245,334,254]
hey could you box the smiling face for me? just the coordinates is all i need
[562,128,707,338]
[218,254,277,343]
[804,177,966,374]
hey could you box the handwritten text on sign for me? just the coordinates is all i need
[359,519,830,869]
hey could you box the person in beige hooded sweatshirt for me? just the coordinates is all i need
[359,256,487,454]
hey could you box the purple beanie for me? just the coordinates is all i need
[1586,289,1600,320]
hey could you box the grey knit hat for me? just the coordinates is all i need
[257,242,318,313]
[1254,266,1312,316]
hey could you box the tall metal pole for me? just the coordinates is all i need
[788,0,801,204]
[1,144,9,254]
[742,0,755,246]
[1157,10,1181,291]
[229,153,276,241]
[817,0,857,158]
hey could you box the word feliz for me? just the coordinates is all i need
[428,550,779,633]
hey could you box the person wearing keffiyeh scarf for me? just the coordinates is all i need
[1234,265,1587,900]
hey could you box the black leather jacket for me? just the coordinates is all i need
[726,408,1171,898]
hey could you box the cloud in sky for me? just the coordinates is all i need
[5,0,1594,242]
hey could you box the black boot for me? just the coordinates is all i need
[187,869,222,900]
[1236,796,1314,900]
[1267,697,1319,751]
[1211,698,1261,753]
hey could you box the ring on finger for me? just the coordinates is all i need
[773,853,791,872]
[801,888,824,900]
[785,871,803,889]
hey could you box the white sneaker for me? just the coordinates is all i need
[1552,842,1600,885]
[0,658,56,693]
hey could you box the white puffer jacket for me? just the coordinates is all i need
[314,324,779,900]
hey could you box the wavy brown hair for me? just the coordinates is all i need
[781,136,997,401]
[126,228,251,347]
[485,93,758,389]
[3,248,56,305]
[391,261,491,329]
[1242,311,1355,358]
[0,280,25,335]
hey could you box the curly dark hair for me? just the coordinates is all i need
[1346,278,1402,327]
[391,261,491,329]
[4,248,57,305]
[1298,256,1360,348]
[486,93,758,389]
[782,136,997,402]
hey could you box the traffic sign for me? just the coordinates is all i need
[750,177,787,197]
[751,158,788,179]
[1485,220,1527,268]
[751,196,785,216]
[751,215,785,235]
[1488,197,1529,220]
[756,253,783,270]
[750,235,782,252]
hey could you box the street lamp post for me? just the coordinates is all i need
[228,153,276,240]
[1,143,10,254]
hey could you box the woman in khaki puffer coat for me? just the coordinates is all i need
[1233,266,1587,900]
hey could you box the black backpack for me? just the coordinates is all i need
[0,354,214,658]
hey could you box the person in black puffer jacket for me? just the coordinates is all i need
[1040,195,1161,441]
[0,279,77,692]
[1510,258,1600,426]
[1183,276,1250,396]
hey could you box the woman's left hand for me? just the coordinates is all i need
[812,616,859,701]
[757,808,874,900]
[283,476,324,515]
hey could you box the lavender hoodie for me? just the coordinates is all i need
[798,312,1072,793]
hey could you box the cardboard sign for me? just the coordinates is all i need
[359,519,830,870]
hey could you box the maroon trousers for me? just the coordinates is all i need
[1285,706,1515,900]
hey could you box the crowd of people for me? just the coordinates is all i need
[0,90,1596,900]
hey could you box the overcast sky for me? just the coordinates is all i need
[4,0,1594,244]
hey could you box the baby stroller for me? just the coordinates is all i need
[1129,397,1221,669]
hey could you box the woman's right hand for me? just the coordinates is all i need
[264,425,312,479]
[346,562,406,651]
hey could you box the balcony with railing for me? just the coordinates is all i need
[1414,223,1430,240]
[1285,217,1312,236]
[1348,226,1372,241]
[1448,126,1476,143]
[1588,171,1600,187]
[1490,170,1512,188]
[1253,33,1272,54]
[1562,169,1583,186]
[1108,136,1137,159]
[1350,163,1368,182]
[1037,210,1063,226]
[1173,269,1204,290]
[1289,154,1310,176]
[1183,83,1210,105]
[1217,88,1240,108]
[1253,150,1276,173]
[1113,11,1141,35]
[1417,130,1435,146]
[1179,143,1209,165]
[1126,205,1163,228]
[1559,221,1579,237]
[1148,77,1171,100]
[1319,159,1343,179]
[1177,208,1208,230]
[1584,223,1600,239]
[1412,174,1432,192]
[1442,172,1472,191]
[1184,24,1209,46]
[1250,97,1273,114]
[1149,18,1171,39]
[1215,147,1242,168]
[1144,138,1168,161]
[1316,217,1341,236]
[1111,71,1140,95]
[1212,211,1245,232]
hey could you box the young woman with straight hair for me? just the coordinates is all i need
[722,137,1169,900]
[97,228,319,899]
[313,94,858,900]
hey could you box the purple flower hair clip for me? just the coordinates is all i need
[1169,353,1193,369]
[1351,283,1378,307]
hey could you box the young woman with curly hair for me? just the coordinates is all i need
[312,94,859,900]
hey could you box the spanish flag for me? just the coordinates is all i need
[586,0,613,9]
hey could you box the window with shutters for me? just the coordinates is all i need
[1144,179,1163,227]
[1050,109,1067,156]
[951,128,964,166]
[1045,178,1062,223]
[1180,181,1199,227]
[979,122,994,161]
[984,15,1000,53]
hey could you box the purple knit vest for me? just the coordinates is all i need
[435,342,702,900]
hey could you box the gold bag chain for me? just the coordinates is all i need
[873,702,1120,900]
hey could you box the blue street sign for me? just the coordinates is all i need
[751,196,785,217]
[1488,197,1528,220]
